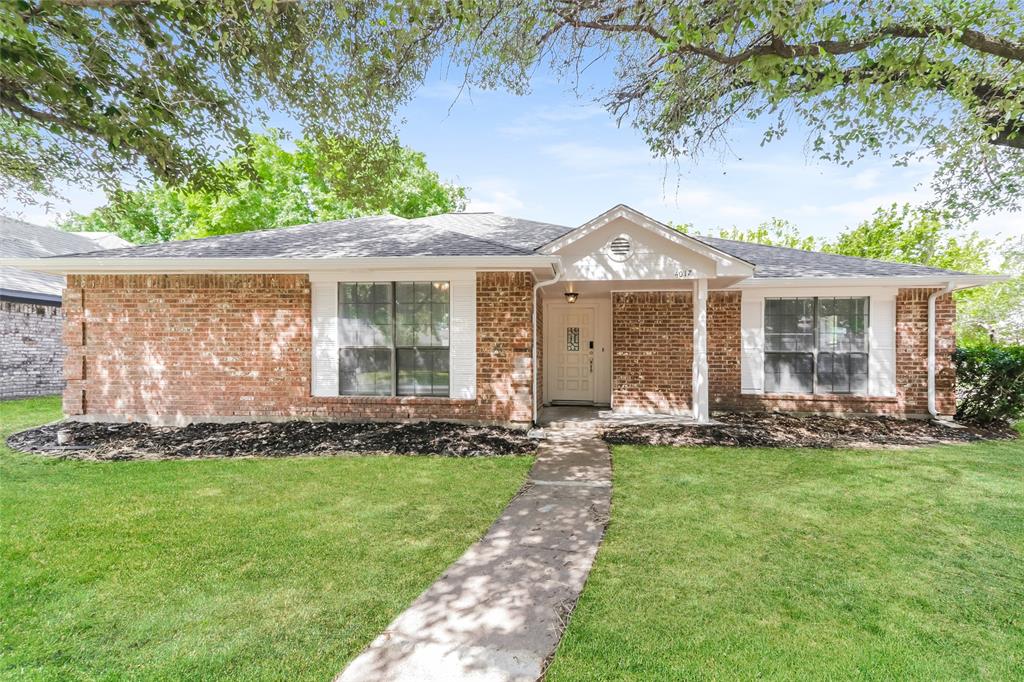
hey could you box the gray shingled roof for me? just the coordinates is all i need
[1,216,129,300]
[31,210,978,280]
[55,215,549,260]
[691,235,972,279]
[414,212,574,251]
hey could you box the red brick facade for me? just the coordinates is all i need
[897,288,956,416]
[64,272,536,425]
[63,273,954,425]
[707,291,742,408]
[475,272,536,423]
[723,288,955,416]
[611,292,693,413]
[605,287,955,418]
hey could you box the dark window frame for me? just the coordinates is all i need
[338,281,450,397]
[764,296,869,396]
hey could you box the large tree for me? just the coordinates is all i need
[707,218,819,250]
[823,203,993,272]
[5,2,1023,216]
[423,0,1024,218]
[0,0,419,201]
[62,133,466,243]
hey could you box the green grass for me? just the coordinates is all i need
[548,432,1024,681]
[0,397,532,681]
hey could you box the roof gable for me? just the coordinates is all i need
[542,204,755,278]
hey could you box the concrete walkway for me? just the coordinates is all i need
[337,420,611,682]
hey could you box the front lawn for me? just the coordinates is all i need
[0,397,532,681]
[548,432,1024,680]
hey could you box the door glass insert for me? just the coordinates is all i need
[567,327,580,352]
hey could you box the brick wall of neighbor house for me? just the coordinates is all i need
[0,300,65,399]
[612,291,693,413]
[62,272,536,425]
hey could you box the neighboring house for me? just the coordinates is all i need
[0,216,129,400]
[0,205,1003,425]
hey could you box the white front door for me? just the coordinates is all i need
[549,305,595,403]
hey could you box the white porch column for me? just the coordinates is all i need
[692,278,710,423]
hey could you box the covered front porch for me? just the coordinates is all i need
[539,279,719,423]
[534,205,756,425]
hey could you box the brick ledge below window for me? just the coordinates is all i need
[311,395,476,405]
[753,393,898,403]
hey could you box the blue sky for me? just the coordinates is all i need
[7,68,1022,243]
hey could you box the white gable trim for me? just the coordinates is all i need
[540,204,755,273]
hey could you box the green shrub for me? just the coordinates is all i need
[953,343,1024,425]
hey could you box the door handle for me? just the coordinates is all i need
[589,358,593,373]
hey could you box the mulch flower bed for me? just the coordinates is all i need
[602,413,1018,449]
[6,420,536,461]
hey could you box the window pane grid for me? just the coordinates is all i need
[339,281,450,397]
[764,296,869,396]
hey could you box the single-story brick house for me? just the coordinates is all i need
[1,205,1002,426]
[1,216,129,400]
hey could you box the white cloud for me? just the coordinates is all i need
[635,179,766,229]
[498,103,607,139]
[849,168,882,190]
[465,178,527,215]
[969,210,1024,241]
[541,142,654,172]
[534,103,606,122]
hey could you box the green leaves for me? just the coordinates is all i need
[715,218,819,251]
[4,0,1022,219]
[60,132,466,243]
[439,0,1023,219]
[1,1,426,203]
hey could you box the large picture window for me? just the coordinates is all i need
[764,297,868,395]
[339,281,450,397]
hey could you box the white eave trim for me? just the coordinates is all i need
[0,255,560,275]
[736,274,1007,289]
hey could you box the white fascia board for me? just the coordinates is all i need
[0,255,559,275]
[540,204,756,275]
[736,275,1008,289]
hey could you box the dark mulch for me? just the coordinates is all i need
[603,413,1019,449]
[6,420,536,461]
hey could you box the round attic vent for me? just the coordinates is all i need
[606,234,634,261]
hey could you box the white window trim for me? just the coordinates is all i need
[762,295,870,396]
[310,270,477,400]
[741,286,898,398]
